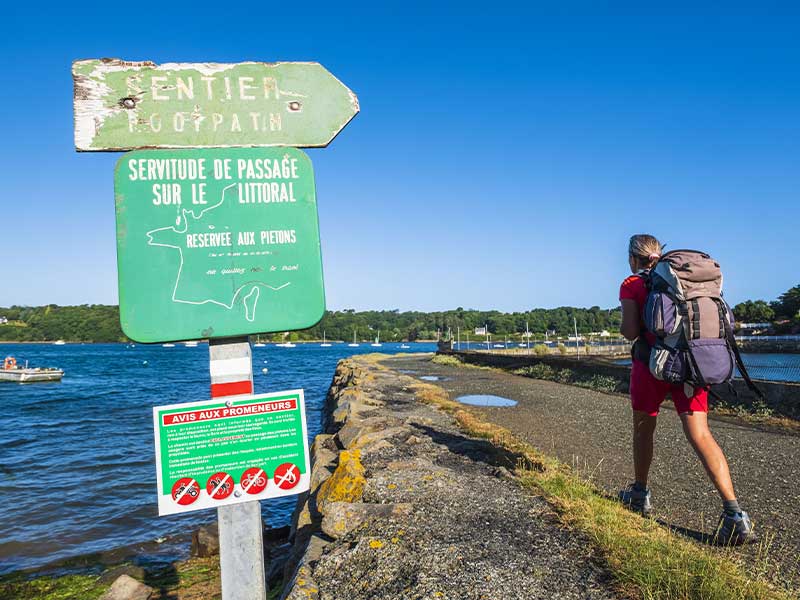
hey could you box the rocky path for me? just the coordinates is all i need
[387,354,800,590]
[281,357,619,600]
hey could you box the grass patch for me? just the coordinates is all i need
[533,344,549,356]
[0,574,108,600]
[0,556,225,600]
[431,354,464,367]
[431,354,494,370]
[513,364,626,394]
[412,387,790,600]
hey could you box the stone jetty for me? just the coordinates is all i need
[279,354,617,600]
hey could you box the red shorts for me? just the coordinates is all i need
[630,359,708,416]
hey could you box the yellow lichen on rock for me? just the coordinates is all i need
[316,449,366,512]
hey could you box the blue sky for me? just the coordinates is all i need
[1,4,798,311]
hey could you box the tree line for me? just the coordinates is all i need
[732,284,800,329]
[1,283,796,343]
[0,304,622,343]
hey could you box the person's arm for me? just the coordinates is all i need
[620,298,641,341]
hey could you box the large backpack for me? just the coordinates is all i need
[641,250,763,399]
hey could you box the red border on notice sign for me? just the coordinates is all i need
[162,398,297,426]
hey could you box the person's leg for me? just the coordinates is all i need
[620,361,665,514]
[633,410,658,486]
[679,410,736,501]
[628,360,665,486]
[679,407,753,544]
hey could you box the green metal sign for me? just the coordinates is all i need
[74,59,359,150]
[153,390,311,516]
[115,147,324,343]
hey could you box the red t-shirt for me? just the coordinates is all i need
[619,274,656,345]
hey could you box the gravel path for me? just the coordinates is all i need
[386,354,800,589]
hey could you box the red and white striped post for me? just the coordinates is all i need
[209,337,267,600]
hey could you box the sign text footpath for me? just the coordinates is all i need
[73,59,359,150]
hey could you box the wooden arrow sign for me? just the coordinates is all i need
[73,59,359,151]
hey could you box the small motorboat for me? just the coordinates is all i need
[1,356,64,383]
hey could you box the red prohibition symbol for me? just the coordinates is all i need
[206,472,234,500]
[171,477,200,505]
[273,463,301,490]
[240,467,268,495]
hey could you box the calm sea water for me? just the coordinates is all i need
[0,342,436,575]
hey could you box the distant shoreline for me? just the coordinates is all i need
[0,340,439,345]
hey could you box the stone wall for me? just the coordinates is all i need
[278,356,616,599]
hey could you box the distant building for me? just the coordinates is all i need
[0,317,7,324]
[736,322,773,335]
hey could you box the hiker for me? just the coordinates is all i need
[617,234,754,545]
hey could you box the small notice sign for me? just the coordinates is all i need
[115,147,325,342]
[153,390,311,516]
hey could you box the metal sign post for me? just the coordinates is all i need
[209,337,265,600]
[74,57,358,600]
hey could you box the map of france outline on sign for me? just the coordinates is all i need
[145,183,291,321]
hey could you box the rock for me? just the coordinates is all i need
[310,434,337,466]
[386,456,436,470]
[98,564,147,585]
[308,436,338,492]
[316,450,366,513]
[337,416,408,449]
[350,426,408,450]
[99,574,154,600]
[358,438,393,457]
[282,534,330,592]
[190,522,219,557]
[321,502,413,539]
[267,542,292,587]
[331,401,351,424]
[337,387,384,407]
[281,565,319,600]
[264,525,291,545]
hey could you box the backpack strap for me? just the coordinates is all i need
[714,299,765,401]
[690,299,701,339]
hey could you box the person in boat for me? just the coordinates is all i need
[617,234,753,545]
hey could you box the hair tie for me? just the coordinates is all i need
[648,253,660,260]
